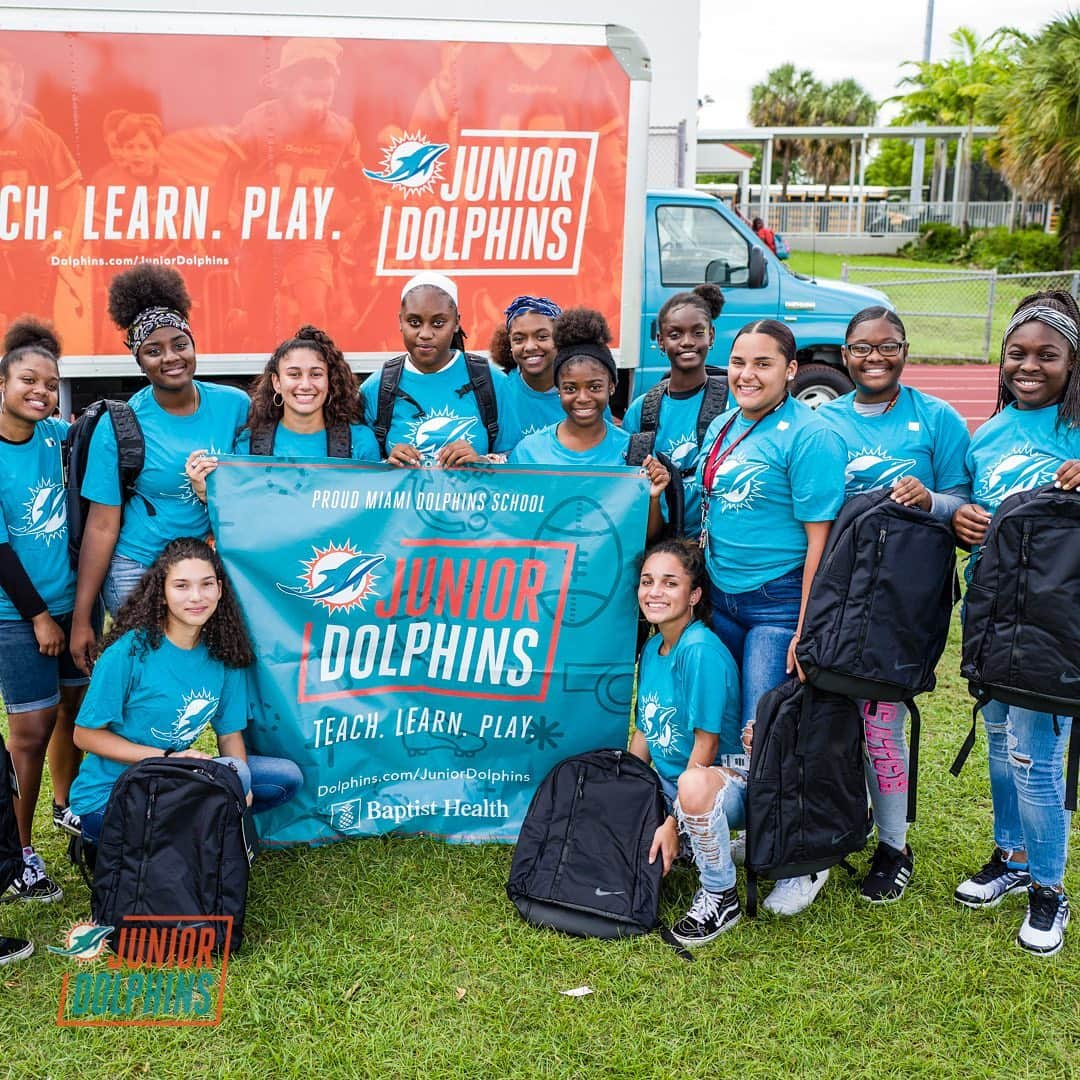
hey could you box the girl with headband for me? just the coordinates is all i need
[952,291,1080,956]
[68,266,249,675]
[0,320,88,903]
[361,272,516,466]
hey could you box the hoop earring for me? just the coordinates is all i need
[688,602,696,621]
[0,390,5,414]
[325,392,333,405]
[272,392,284,407]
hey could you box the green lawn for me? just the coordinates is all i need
[786,251,1073,363]
[2,609,1078,1078]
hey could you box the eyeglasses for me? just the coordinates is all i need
[846,341,906,358]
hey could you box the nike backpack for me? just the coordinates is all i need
[507,749,666,940]
[63,400,145,569]
[955,484,1080,808]
[744,679,869,914]
[91,757,255,955]
[795,489,959,821]
[0,735,22,895]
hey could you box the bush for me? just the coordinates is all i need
[909,221,965,259]
[966,226,1060,273]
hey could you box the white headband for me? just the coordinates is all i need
[1005,305,1079,351]
[401,271,458,306]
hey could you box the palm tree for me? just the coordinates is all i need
[996,13,1080,267]
[749,65,821,197]
[801,79,877,196]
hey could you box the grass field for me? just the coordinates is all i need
[786,251,1076,364]
[1,603,1078,1079]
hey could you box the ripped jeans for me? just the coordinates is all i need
[982,698,1072,888]
[674,767,747,893]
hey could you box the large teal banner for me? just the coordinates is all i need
[208,459,650,845]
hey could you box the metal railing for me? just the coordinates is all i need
[840,266,1080,361]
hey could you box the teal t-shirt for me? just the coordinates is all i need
[967,403,1080,514]
[635,619,741,792]
[359,353,516,459]
[624,384,708,537]
[503,371,566,441]
[696,395,846,593]
[81,382,250,566]
[508,420,629,466]
[0,418,74,619]
[819,386,971,499]
[233,422,380,460]
[69,629,249,815]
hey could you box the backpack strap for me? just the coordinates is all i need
[950,690,992,779]
[625,431,653,468]
[374,356,407,458]
[655,923,694,962]
[462,352,500,452]
[904,698,920,823]
[639,381,666,436]
[1066,718,1080,812]
[103,401,145,509]
[746,869,759,918]
[656,451,686,538]
[248,427,275,456]
[326,423,352,459]
[696,373,730,446]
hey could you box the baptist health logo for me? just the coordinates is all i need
[10,478,67,544]
[277,542,386,613]
[363,131,449,197]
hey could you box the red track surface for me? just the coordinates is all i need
[902,364,999,432]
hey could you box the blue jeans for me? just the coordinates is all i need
[982,699,1073,888]
[709,567,802,729]
[0,612,89,712]
[80,754,303,844]
[103,553,150,618]
[675,768,747,893]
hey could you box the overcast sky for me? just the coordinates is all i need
[698,0,1070,129]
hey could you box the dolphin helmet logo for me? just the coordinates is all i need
[10,480,67,544]
[708,458,769,511]
[152,689,219,746]
[638,696,679,752]
[278,544,386,612]
[407,411,479,458]
[364,132,449,196]
[844,451,917,493]
[48,922,114,961]
[979,449,1060,506]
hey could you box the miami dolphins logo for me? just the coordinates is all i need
[638,695,679,753]
[363,132,449,197]
[152,688,219,746]
[844,448,917,493]
[406,409,479,459]
[977,446,1060,506]
[48,922,114,961]
[665,433,699,472]
[158,444,228,505]
[707,457,768,512]
[277,543,385,612]
[10,479,67,544]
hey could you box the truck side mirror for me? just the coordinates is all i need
[748,247,767,289]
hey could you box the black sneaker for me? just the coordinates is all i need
[860,842,913,903]
[1,857,63,904]
[671,886,741,946]
[1017,886,1070,957]
[954,848,1030,909]
[0,937,34,966]
[52,801,82,837]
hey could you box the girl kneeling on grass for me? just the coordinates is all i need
[68,538,302,844]
[630,540,744,946]
[952,291,1080,957]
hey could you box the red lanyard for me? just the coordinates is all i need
[702,410,771,493]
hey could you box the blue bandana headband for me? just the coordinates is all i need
[126,306,194,357]
[1005,306,1079,352]
[504,295,561,329]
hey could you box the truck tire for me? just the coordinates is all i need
[791,363,852,409]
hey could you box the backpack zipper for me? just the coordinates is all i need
[855,527,888,657]
[1010,521,1032,684]
[551,767,586,898]
[131,780,158,907]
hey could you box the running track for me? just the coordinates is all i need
[902,364,999,433]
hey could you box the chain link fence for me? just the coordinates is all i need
[647,122,687,188]
[840,266,1080,361]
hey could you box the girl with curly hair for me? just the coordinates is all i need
[951,291,1080,956]
[185,326,379,499]
[69,537,302,844]
[69,266,250,674]
[0,319,91,904]
[509,307,670,541]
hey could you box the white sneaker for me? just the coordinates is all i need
[730,831,746,867]
[1017,886,1070,957]
[762,870,829,916]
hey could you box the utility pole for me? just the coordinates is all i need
[909,0,934,205]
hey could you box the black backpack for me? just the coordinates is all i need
[368,353,499,458]
[745,679,869,914]
[625,370,729,467]
[63,400,145,569]
[954,484,1080,808]
[90,758,255,955]
[507,749,667,941]
[248,422,352,458]
[0,735,22,895]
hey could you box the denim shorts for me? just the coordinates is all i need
[0,611,88,713]
[103,553,150,618]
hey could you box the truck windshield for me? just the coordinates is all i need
[656,205,750,288]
